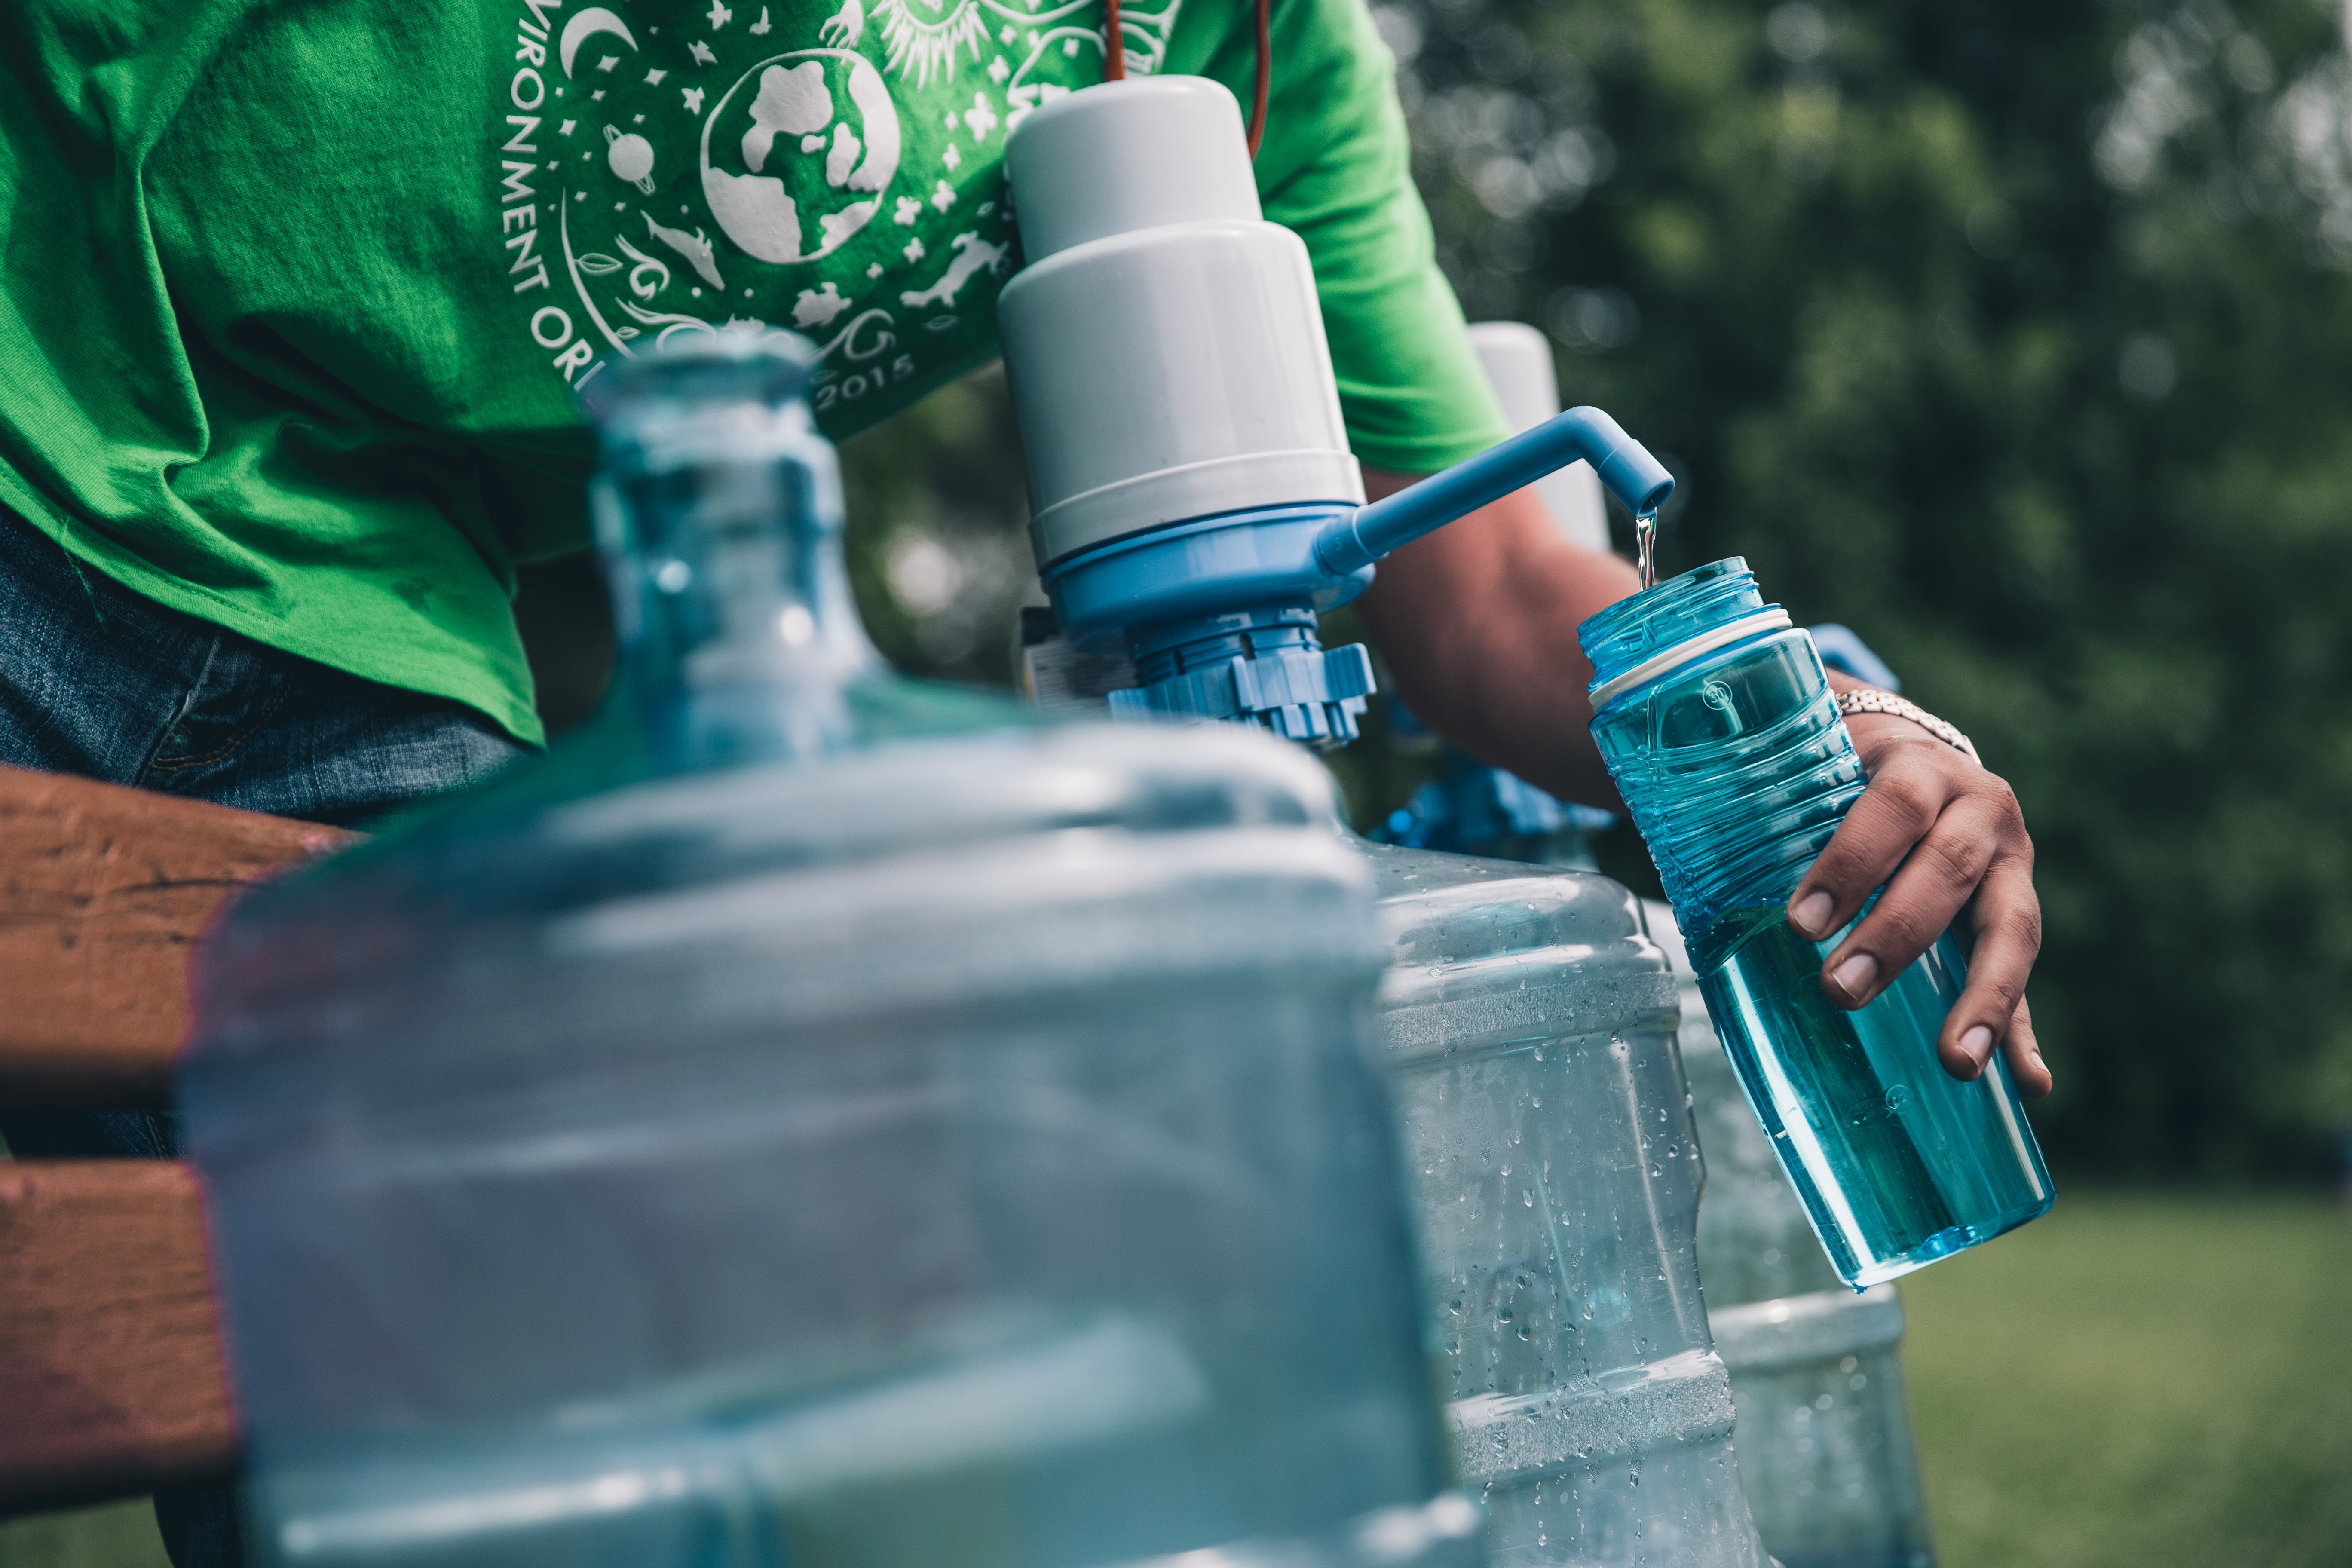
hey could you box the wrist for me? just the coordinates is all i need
[1836,688,1980,765]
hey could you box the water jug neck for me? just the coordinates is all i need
[584,332,882,766]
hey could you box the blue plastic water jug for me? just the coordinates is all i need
[1370,850,1770,1568]
[1580,560,2052,1289]
[175,335,1479,1568]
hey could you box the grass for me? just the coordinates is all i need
[1898,1188,2352,1568]
[4,1190,2344,1568]
[0,1501,170,1568]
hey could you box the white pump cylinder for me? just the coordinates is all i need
[998,78,1365,570]
[1465,322,1611,554]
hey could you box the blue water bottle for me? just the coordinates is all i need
[1579,560,2052,1287]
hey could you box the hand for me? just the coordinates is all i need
[1784,698,2053,1097]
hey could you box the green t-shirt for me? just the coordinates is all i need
[0,0,1510,744]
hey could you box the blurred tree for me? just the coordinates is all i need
[836,366,1041,690]
[1384,0,2352,1176]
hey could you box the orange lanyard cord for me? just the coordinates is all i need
[1100,0,1268,156]
[1104,0,1127,78]
[1247,0,1269,157]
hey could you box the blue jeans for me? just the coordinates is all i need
[0,510,528,1565]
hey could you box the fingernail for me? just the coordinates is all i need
[1790,890,1834,938]
[1961,1025,1994,1065]
[1830,952,1877,999]
[2029,1048,2046,1071]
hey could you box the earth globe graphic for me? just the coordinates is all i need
[699,49,902,266]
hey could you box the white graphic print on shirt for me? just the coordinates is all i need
[494,0,1178,423]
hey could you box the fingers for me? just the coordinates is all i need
[1994,997,2053,1097]
[1948,997,2052,1094]
[1931,858,2042,1081]
[1785,747,1954,949]
[1780,730,2050,1093]
[1816,791,2012,1004]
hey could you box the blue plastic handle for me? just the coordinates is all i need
[1313,407,1674,576]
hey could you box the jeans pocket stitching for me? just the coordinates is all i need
[144,681,292,775]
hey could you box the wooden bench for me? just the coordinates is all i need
[0,766,352,1516]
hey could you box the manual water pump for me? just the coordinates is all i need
[996,76,1671,745]
[1000,76,1776,1568]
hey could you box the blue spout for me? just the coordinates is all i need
[1039,404,1669,749]
[1313,407,1674,577]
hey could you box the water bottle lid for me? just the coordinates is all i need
[1586,607,1793,710]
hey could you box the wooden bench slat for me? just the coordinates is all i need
[0,1160,235,1517]
[0,765,351,1107]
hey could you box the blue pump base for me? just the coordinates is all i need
[1043,504,1380,749]
[1109,605,1374,748]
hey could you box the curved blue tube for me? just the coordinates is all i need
[1314,406,1674,576]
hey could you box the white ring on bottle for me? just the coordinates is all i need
[1587,608,1795,711]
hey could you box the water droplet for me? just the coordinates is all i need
[1497,1308,1513,1323]
[1838,1355,1858,1373]
[1523,1188,1535,1206]
[1517,1323,1533,1340]
[1884,1082,1912,1113]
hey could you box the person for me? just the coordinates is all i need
[0,0,2045,1555]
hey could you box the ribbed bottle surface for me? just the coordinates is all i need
[1580,560,1862,939]
[1580,562,2051,1290]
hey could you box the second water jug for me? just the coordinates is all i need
[1373,850,1770,1568]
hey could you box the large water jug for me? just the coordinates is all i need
[175,335,1479,1568]
[1371,851,1771,1568]
[1650,904,1938,1568]
[1580,560,2053,1288]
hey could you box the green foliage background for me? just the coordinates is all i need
[816,0,2352,1180]
[1378,0,2352,1177]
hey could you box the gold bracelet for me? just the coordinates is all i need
[1835,689,1980,765]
